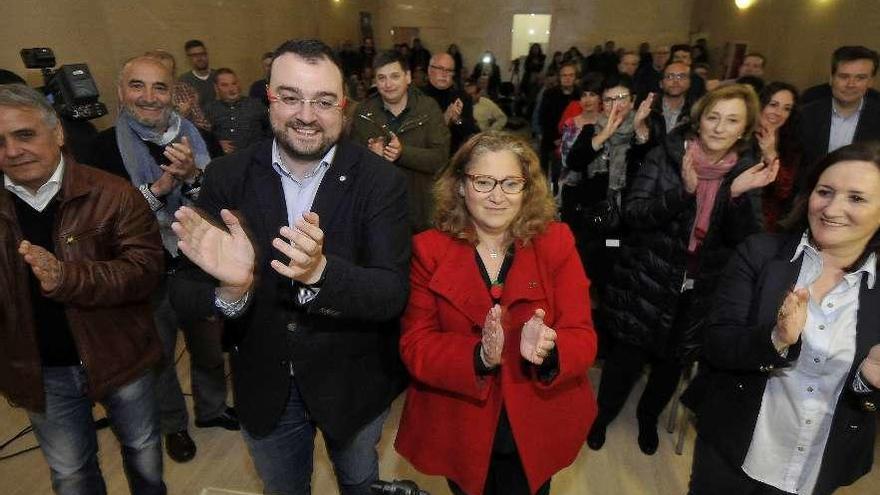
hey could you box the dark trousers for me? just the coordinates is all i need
[594,339,683,428]
[689,436,795,495]
[447,456,550,495]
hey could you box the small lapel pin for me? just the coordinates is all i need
[528,281,538,289]
[339,175,347,182]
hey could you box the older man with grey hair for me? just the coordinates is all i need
[89,55,238,464]
[0,83,166,494]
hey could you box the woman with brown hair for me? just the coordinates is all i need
[690,141,880,494]
[395,131,597,495]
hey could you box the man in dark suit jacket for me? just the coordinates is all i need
[169,39,410,495]
[799,46,880,172]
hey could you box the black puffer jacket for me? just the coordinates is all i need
[603,128,763,361]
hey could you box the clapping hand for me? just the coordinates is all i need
[861,344,880,389]
[730,157,780,199]
[19,241,62,292]
[444,98,464,125]
[634,92,655,129]
[383,134,402,162]
[774,288,809,348]
[161,136,199,182]
[681,145,699,194]
[270,212,327,285]
[593,100,627,149]
[521,309,557,365]
[481,304,504,367]
[172,207,256,297]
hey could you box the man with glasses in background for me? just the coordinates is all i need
[179,39,217,116]
[643,61,695,147]
[168,39,410,495]
[423,52,479,152]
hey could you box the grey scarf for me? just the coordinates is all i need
[586,112,635,194]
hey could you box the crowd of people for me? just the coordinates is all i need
[0,32,879,495]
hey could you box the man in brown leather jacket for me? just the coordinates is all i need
[0,84,166,495]
[349,50,449,232]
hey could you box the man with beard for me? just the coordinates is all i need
[168,39,409,495]
[423,52,479,152]
[179,40,217,115]
[89,56,237,464]
[644,61,694,145]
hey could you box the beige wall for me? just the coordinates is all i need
[372,0,695,80]
[691,0,880,91]
[0,0,372,129]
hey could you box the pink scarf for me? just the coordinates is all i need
[687,138,738,254]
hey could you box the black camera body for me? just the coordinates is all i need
[370,479,429,495]
[20,48,108,121]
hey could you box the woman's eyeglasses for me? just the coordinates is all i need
[464,174,527,194]
[602,93,633,104]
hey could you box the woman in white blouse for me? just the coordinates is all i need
[689,141,880,495]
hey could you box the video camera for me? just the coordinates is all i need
[20,47,108,121]
[370,479,430,495]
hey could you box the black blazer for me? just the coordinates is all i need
[697,233,880,495]
[798,96,880,171]
[169,138,410,440]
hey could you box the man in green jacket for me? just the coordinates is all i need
[350,50,450,231]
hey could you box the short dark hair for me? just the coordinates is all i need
[215,67,236,78]
[580,72,604,95]
[373,50,409,72]
[261,51,274,60]
[831,45,879,75]
[269,39,344,83]
[602,73,634,94]
[184,39,205,52]
[670,44,692,56]
[743,52,767,67]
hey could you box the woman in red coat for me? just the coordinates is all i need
[395,131,598,495]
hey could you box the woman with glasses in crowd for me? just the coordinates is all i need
[690,141,880,495]
[755,81,803,231]
[562,75,652,313]
[395,131,597,495]
[588,84,778,455]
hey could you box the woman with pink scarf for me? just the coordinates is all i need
[588,84,779,455]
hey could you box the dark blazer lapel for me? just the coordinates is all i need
[855,97,880,142]
[854,277,880,362]
[249,143,288,239]
[429,240,491,328]
[311,140,357,231]
[817,98,833,155]
[757,237,804,324]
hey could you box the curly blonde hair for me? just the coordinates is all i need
[433,131,556,244]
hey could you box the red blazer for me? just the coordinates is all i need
[395,223,597,495]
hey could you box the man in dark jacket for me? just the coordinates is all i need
[0,84,166,494]
[537,61,579,184]
[799,45,880,171]
[169,39,409,495]
[349,50,449,231]
[423,52,480,153]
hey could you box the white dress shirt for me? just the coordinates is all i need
[3,156,65,212]
[743,233,877,494]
